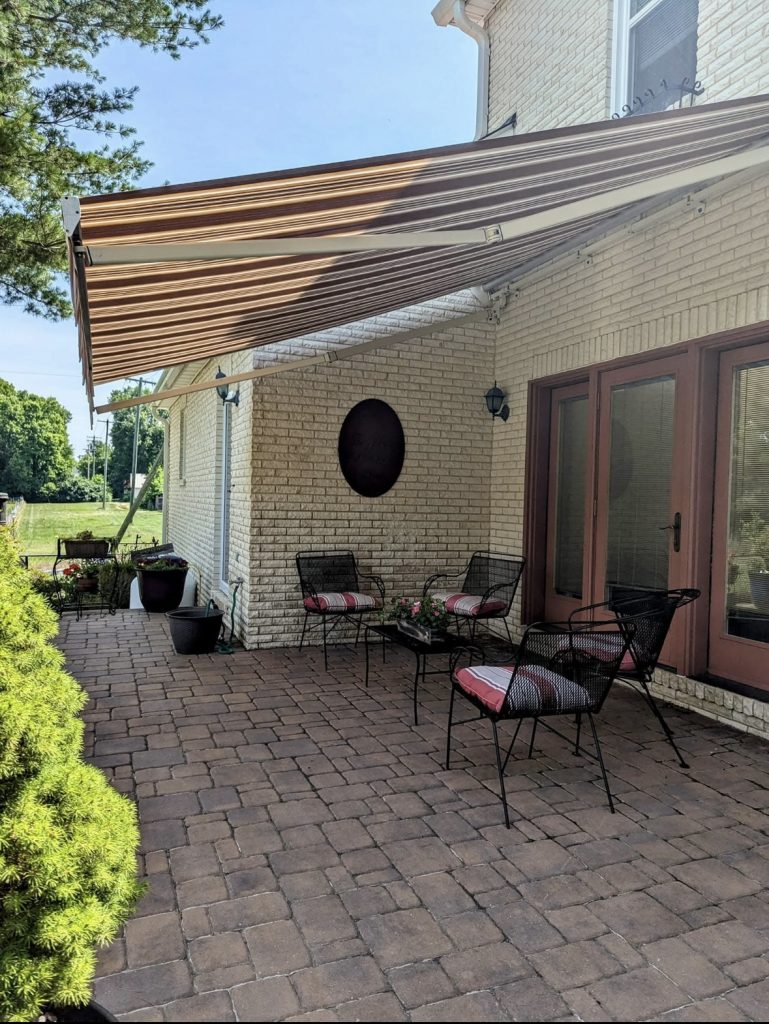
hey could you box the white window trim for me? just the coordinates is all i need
[611,0,681,116]
[218,402,232,594]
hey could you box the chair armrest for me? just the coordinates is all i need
[359,573,385,602]
[477,580,516,614]
[449,643,485,677]
[568,600,611,626]
[423,568,465,598]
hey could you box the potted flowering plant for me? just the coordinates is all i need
[386,594,450,644]
[62,530,111,559]
[62,560,101,593]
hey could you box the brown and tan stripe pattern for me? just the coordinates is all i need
[71,94,769,398]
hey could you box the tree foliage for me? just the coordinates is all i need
[107,384,163,498]
[1,1,222,318]
[0,377,74,498]
[0,528,144,1021]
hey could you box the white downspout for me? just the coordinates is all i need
[451,0,490,140]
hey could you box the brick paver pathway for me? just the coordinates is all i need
[58,611,769,1022]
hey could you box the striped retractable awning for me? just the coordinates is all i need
[68,93,769,403]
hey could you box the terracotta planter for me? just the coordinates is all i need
[137,566,188,613]
[76,576,99,593]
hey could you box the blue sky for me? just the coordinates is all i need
[2,0,476,453]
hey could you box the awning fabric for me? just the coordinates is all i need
[68,94,769,402]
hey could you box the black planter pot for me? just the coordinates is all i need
[41,999,117,1023]
[167,607,224,654]
[137,567,188,613]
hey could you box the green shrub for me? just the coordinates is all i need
[98,556,137,610]
[0,527,144,1021]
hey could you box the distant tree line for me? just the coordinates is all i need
[0,379,163,505]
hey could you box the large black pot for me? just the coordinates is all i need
[167,607,224,654]
[41,1000,117,1023]
[137,566,188,613]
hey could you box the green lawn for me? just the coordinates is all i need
[17,502,163,565]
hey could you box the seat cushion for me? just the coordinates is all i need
[568,633,636,673]
[304,591,378,613]
[432,590,507,618]
[456,663,590,715]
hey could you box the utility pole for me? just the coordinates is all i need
[125,376,154,504]
[98,418,111,510]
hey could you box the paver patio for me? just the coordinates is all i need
[58,611,769,1022]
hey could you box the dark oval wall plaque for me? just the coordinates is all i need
[338,399,405,498]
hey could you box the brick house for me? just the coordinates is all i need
[67,0,769,737]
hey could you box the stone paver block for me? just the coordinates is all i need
[387,961,456,1010]
[163,990,236,1022]
[518,872,596,910]
[245,919,311,976]
[208,891,289,931]
[189,930,249,972]
[642,936,731,999]
[496,976,570,1022]
[504,838,581,880]
[169,843,221,882]
[683,920,769,963]
[292,955,386,1010]
[234,821,284,855]
[670,858,762,902]
[588,966,687,1019]
[489,901,564,953]
[124,912,184,968]
[358,908,453,969]
[440,942,530,990]
[410,991,508,1021]
[139,792,200,822]
[94,960,193,1015]
[590,891,687,945]
[294,894,357,945]
[335,992,407,1021]
[380,837,461,877]
[529,939,623,989]
[440,908,504,950]
[270,798,334,828]
[231,976,300,1022]
[410,872,475,917]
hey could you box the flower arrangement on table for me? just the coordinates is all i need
[384,594,450,643]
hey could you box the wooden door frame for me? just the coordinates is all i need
[521,318,769,681]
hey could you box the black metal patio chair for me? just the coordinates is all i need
[446,619,634,827]
[568,587,700,769]
[296,550,385,670]
[423,551,525,644]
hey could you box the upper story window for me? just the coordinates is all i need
[613,0,699,116]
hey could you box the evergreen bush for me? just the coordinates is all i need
[0,527,144,1022]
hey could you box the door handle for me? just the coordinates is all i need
[659,512,681,552]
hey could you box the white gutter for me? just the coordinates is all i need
[432,1,490,140]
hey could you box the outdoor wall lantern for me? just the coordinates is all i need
[485,382,509,422]
[215,366,240,406]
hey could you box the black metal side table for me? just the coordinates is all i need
[364,622,468,725]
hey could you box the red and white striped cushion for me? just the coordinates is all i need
[566,634,635,673]
[304,591,378,613]
[455,663,589,714]
[432,590,507,617]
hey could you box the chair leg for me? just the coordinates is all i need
[503,617,514,647]
[574,713,582,756]
[492,719,511,829]
[445,686,456,770]
[528,718,538,758]
[354,616,362,647]
[587,713,614,813]
[502,718,524,771]
[299,611,309,650]
[638,679,689,769]
[322,616,329,672]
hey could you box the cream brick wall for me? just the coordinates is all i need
[247,322,495,647]
[485,0,769,135]
[165,350,255,641]
[485,0,612,134]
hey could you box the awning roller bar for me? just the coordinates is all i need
[77,143,769,266]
